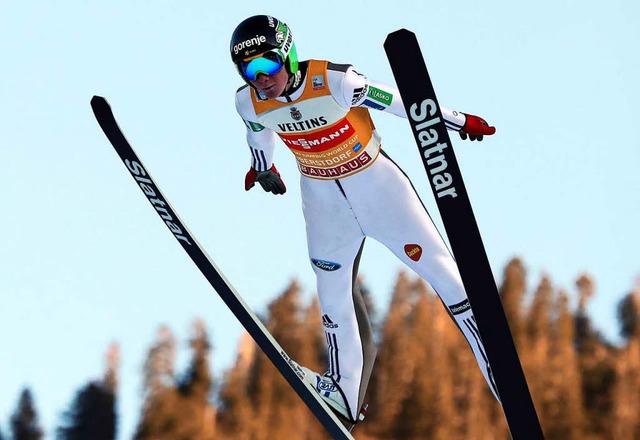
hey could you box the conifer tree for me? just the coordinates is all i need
[136,321,217,440]
[386,285,443,438]
[56,383,116,440]
[180,319,213,400]
[618,288,640,340]
[576,274,615,438]
[104,342,119,395]
[10,388,43,440]
[574,273,607,355]
[525,275,555,434]
[369,271,416,433]
[526,275,553,349]
[547,291,585,439]
[499,257,527,348]
[575,273,596,351]
[56,343,119,440]
[217,332,256,439]
[135,325,180,440]
[175,318,216,440]
[612,283,640,440]
[142,325,176,397]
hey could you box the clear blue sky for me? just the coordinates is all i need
[1,1,638,438]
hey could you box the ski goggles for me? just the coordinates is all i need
[239,51,285,81]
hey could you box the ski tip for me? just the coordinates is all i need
[90,95,108,109]
[384,28,416,46]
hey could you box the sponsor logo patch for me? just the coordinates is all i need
[277,116,328,132]
[290,106,302,121]
[322,315,339,329]
[352,142,362,152]
[362,99,385,111]
[351,85,368,105]
[404,244,423,262]
[316,377,338,394]
[449,299,471,315]
[367,86,393,105]
[311,258,342,271]
[312,75,325,90]
[280,121,354,151]
[282,31,293,53]
[232,35,267,55]
[246,120,265,132]
[299,152,372,179]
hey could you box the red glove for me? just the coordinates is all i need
[244,165,287,195]
[459,113,496,141]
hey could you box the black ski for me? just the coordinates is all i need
[384,30,545,439]
[90,96,355,440]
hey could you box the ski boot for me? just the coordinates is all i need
[300,366,368,431]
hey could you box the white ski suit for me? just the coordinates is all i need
[235,60,499,421]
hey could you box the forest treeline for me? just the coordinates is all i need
[5,257,640,439]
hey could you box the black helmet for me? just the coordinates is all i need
[230,15,299,80]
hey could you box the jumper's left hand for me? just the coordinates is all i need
[459,113,496,141]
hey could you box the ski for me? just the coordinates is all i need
[90,96,355,440]
[384,30,545,439]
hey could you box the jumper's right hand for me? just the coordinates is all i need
[245,165,287,195]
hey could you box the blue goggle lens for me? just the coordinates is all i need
[240,52,284,81]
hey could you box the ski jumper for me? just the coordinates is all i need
[235,60,500,420]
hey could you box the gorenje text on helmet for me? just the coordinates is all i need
[233,35,267,55]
